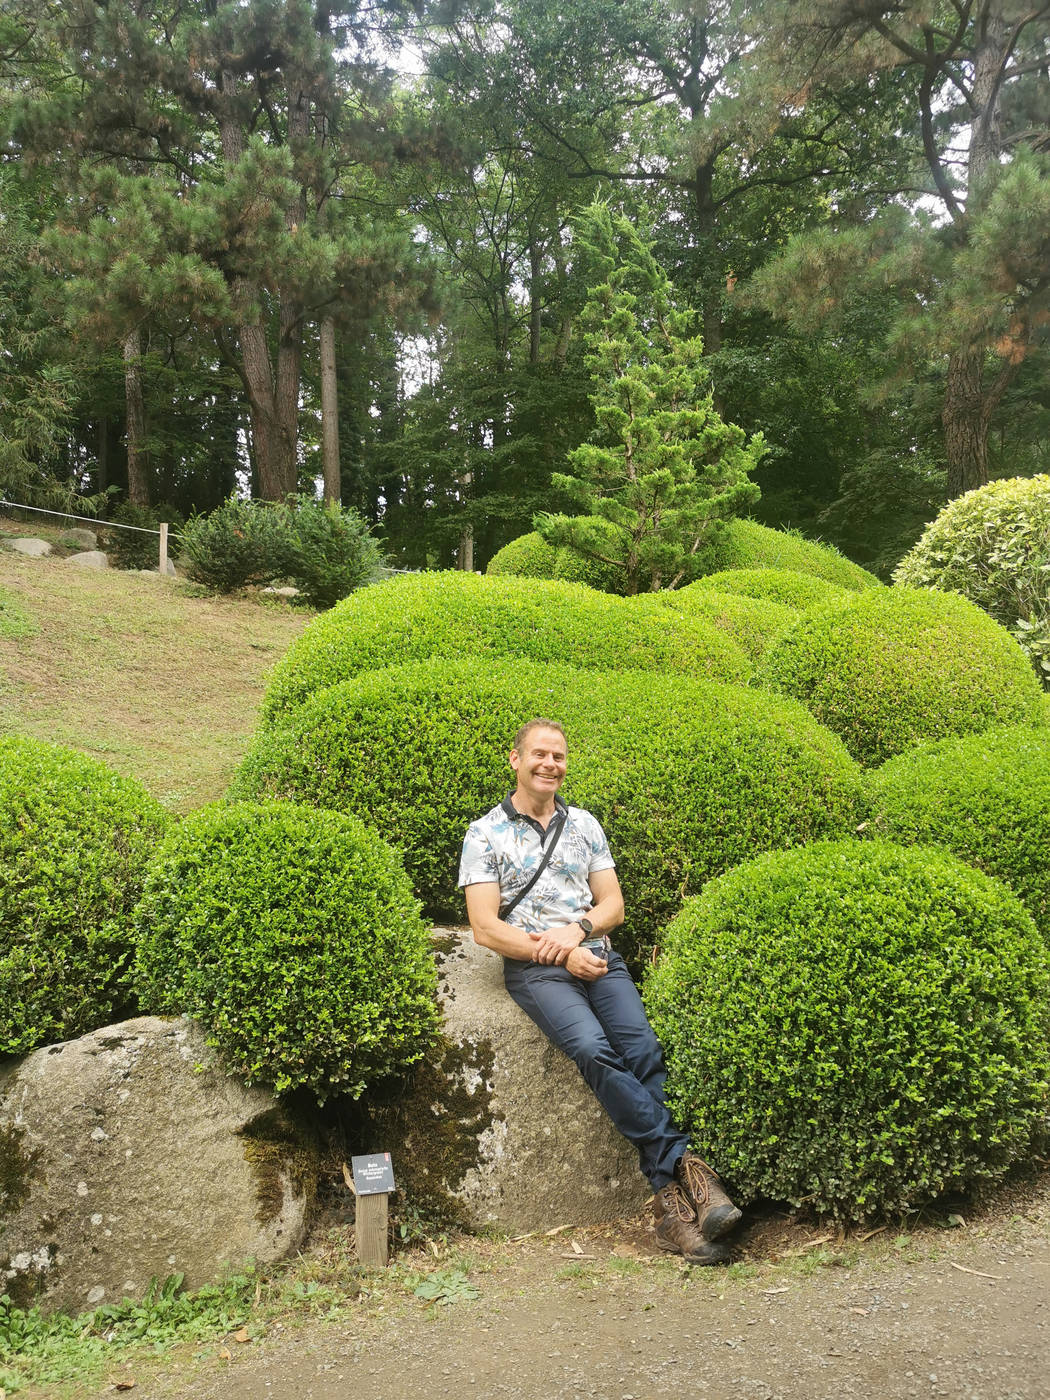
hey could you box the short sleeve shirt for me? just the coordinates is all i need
[458,794,615,934]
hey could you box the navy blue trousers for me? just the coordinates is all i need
[503,951,688,1190]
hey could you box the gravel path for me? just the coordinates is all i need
[125,1173,1050,1400]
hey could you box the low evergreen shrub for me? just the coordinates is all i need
[690,567,848,611]
[179,498,288,592]
[644,841,1050,1221]
[236,659,863,966]
[551,543,627,595]
[866,725,1050,937]
[759,586,1046,765]
[0,737,170,1054]
[894,475,1050,682]
[699,518,880,592]
[277,495,386,610]
[260,571,750,727]
[133,803,438,1101]
[629,588,798,662]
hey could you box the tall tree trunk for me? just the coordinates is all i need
[218,76,301,501]
[458,466,473,570]
[528,238,543,365]
[122,328,149,507]
[320,316,340,505]
[943,347,991,497]
[694,159,722,357]
[941,3,1011,497]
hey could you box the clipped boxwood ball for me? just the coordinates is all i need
[644,841,1050,1221]
[759,587,1046,765]
[699,519,880,592]
[627,588,798,662]
[0,736,170,1054]
[690,567,848,611]
[486,531,558,580]
[260,571,749,726]
[867,725,1050,937]
[133,803,438,1101]
[235,659,863,966]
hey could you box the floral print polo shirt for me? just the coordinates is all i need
[458,793,616,934]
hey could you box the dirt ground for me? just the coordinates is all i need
[96,1168,1050,1400]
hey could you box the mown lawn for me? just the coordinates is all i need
[0,539,312,812]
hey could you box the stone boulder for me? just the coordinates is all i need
[58,528,98,549]
[5,537,51,557]
[361,931,652,1234]
[0,1017,314,1314]
[66,550,109,570]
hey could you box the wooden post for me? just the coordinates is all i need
[159,521,168,575]
[355,1191,389,1267]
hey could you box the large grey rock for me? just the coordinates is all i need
[5,537,51,557]
[0,1018,313,1314]
[58,528,98,549]
[366,931,652,1234]
[66,550,109,569]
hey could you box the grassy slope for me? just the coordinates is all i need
[0,542,312,813]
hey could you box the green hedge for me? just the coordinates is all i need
[133,803,438,1101]
[486,531,558,579]
[894,475,1050,685]
[644,841,1050,1221]
[0,737,170,1054]
[235,659,863,966]
[699,518,880,592]
[628,588,798,662]
[759,586,1046,765]
[260,571,749,726]
[866,725,1050,937]
[690,567,848,612]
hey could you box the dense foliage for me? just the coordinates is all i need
[276,495,387,609]
[644,841,1050,1221]
[760,587,1046,764]
[636,588,798,662]
[179,499,288,592]
[0,736,170,1054]
[894,476,1050,684]
[133,803,438,1101]
[700,520,881,592]
[867,725,1050,937]
[690,567,848,611]
[259,571,750,726]
[235,658,863,966]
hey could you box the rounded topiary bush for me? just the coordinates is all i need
[486,531,558,580]
[690,567,849,612]
[235,659,864,966]
[133,803,438,1100]
[644,841,1050,1221]
[0,736,170,1054]
[866,725,1050,937]
[260,570,749,726]
[699,518,880,592]
[759,586,1046,765]
[894,475,1050,684]
[628,588,798,662]
[551,544,626,595]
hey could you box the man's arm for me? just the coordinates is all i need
[464,882,610,981]
[527,866,625,965]
[464,882,541,961]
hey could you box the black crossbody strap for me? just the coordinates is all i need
[499,811,567,921]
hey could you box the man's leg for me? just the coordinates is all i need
[503,958,686,1188]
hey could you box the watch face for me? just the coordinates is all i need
[579,918,594,936]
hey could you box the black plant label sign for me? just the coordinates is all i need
[351,1152,396,1196]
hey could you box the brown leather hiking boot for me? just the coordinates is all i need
[652,1182,730,1266]
[675,1151,742,1241]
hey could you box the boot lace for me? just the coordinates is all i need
[662,1181,696,1222]
[679,1153,717,1207]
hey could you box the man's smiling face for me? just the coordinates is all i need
[510,726,568,803]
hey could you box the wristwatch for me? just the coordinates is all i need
[578,917,595,939]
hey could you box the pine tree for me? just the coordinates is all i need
[538,206,763,594]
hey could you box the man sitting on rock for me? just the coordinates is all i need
[459,717,742,1265]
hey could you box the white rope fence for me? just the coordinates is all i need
[1,500,172,573]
